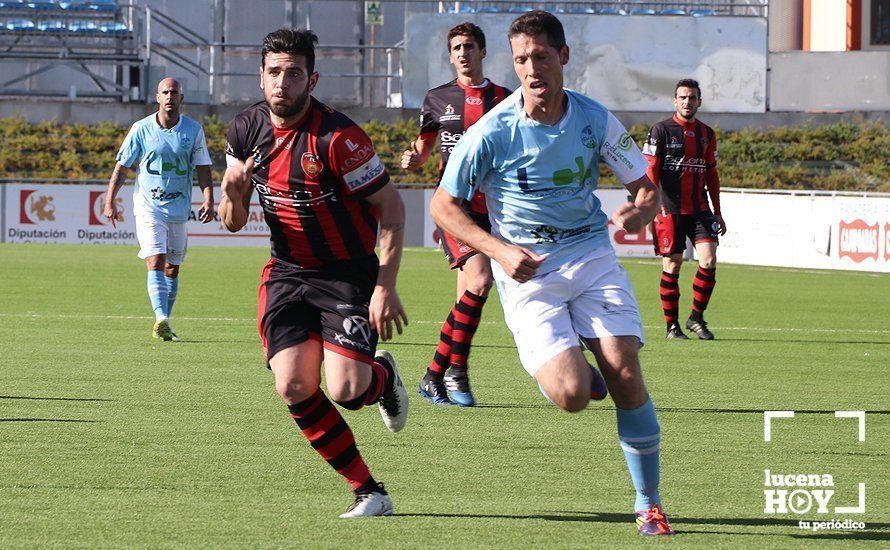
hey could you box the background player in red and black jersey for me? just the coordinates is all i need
[644,79,726,340]
[400,22,510,407]
[218,29,409,518]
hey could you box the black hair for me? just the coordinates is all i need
[262,28,319,73]
[508,10,566,51]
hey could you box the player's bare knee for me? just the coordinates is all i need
[326,380,363,404]
[559,390,590,413]
[699,258,717,270]
[466,276,493,296]
[275,378,315,403]
[164,264,180,278]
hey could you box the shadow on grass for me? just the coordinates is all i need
[0,395,112,402]
[718,337,890,346]
[658,407,890,415]
[392,340,517,351]
[0,418,99,423]
[399,511,889,540]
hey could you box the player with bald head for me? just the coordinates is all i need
[105,77,215,341]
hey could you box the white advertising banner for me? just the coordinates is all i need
[4,184,270,247]
[4,185,889,273]
[718,191,890,273]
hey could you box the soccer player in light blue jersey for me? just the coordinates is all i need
[104,77,214,341]
[430,11,674,536]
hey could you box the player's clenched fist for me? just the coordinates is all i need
[219,156,254,232]
[400,142,422,171]
[611,202,647,234]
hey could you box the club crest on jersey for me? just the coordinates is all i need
[301,152,323,177]
[580,125,597,149]
[466,96,483,106]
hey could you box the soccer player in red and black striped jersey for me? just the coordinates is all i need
[401,22,510,407]
[643,79,726,340]
[218,29,409,518]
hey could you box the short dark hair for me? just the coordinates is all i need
[447,22,486,52]
[675,78,701,98]
[508,10,566,51]
[261,28,319,73]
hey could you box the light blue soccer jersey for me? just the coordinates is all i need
[116,114,212,222]
[441,88,648,275]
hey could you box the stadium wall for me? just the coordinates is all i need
[403,12,768,113]
[5,184,889,273]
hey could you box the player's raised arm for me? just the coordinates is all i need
[218,156,254,232]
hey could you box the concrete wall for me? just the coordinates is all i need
[769,51,890,111]
[403,12,768,113]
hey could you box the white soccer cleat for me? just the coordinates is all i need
[375,350,409,433]
[339,488,394,518]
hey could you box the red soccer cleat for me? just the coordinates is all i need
[635,504,676,536]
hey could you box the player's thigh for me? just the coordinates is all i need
[165,222,188,265]
[534,345,591,411]
[695,240,718,268]
[135,215,168,260]
[322,351,374,402]
[458,252,493,296]
[583,335,648,409]
[269,339,324,403]
[568,254,645,345]
[495,270,576,377]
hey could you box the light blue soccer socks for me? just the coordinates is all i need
[616,398,662,511]
[165,275,179,316]
[147,270,170,321]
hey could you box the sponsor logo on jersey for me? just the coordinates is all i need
[20,190,56,224]
[839,219,879,263]
[275,136,293,150]
[341,142,375,170]
[89,190,124,226]
[345,138,360,152]
[440,130,463,144]
[343,154,385,191]
[618,132,634,150]
[466,96,483,106]
[440,103,462,122]
[684,130,695,137]
[580,125,597,149]
[301,152,323,177]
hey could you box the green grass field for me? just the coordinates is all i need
[1,244,887,548]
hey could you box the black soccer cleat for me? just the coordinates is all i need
[418,374,453,406]
[665,322,689,340]
[686,318,715,340]
[444,366,476,407]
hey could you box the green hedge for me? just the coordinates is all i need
[0,115,887,192]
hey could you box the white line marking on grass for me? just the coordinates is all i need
[2,312,889,335]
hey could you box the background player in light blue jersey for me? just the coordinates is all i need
[430,11,674,536]
[104,77,214,341]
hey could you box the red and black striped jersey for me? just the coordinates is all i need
[643,115,721,215]
[226,98,389,268]
[418,78,510,213]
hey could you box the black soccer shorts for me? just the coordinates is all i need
[257,256,379,366]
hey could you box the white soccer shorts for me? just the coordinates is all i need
[135,216,188,265]
[493,247,644,376]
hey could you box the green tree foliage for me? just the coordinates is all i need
[0,116,886,192]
